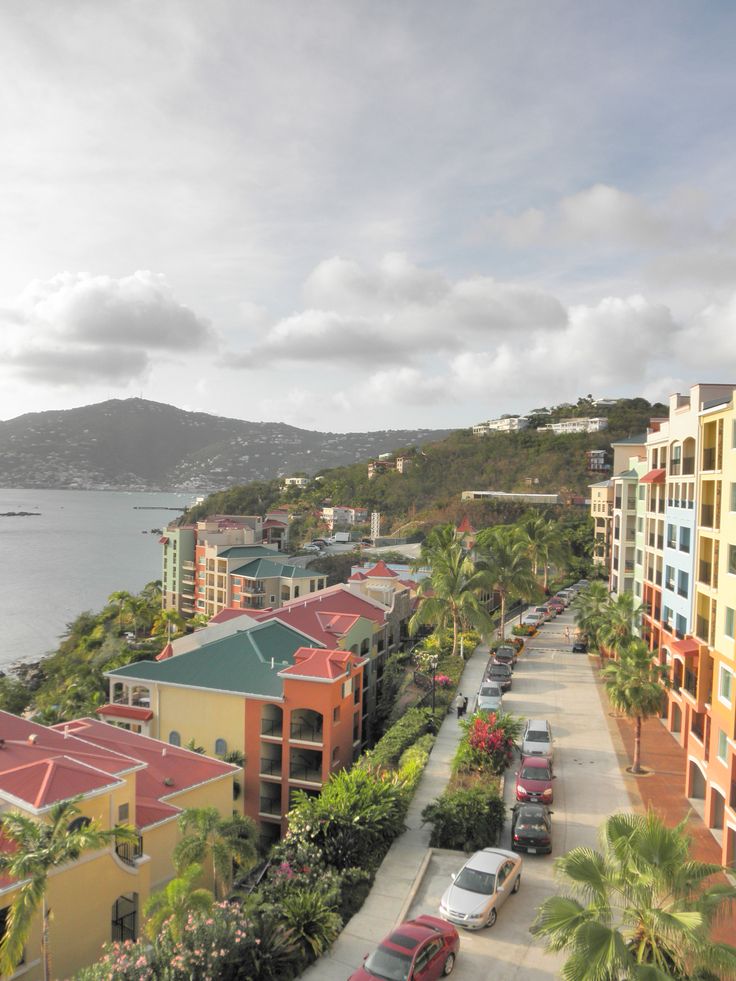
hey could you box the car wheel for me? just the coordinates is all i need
[442,952,455,976]
[512,874,521,894]
[486,907,497,927]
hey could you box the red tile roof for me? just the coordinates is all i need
[349,571,368,581]
[640,468,666,484]
[256,586,386,647]
[0,757,122,810]
[155,643,174,662]
[363,560,399,578]
[456,515,475,534]
[210,609,253,625]
[398,578,418,589]
[669,636,700,658]
[262,519,287,529]
[96,704,154,721]
[279,647,354,680]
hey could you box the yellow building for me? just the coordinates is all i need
[689,394,736,868]
[0,711,236,980]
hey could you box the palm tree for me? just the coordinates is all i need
[151,608,185,642]
[0,798,137,981]
[519,513,569,592]
[602,638,668,774]
[532,810,736,980]
[107,589,134,632]
[173,807,258,900]
[409,534,494,656]
[597,591,643,657]
[143,863,213,941]
[475,525,539,640]
[572,580,611,648]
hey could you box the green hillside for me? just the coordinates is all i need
[184,397,663,534]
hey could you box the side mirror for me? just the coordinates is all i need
[552,775,557,779]
[451,872,456,881]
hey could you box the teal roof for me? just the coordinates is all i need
[107,621,320,698]
[218,545,278,559]
[230,558,318,580]
[610,434,646,445]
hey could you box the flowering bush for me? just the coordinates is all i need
[512,624,537,637]
[433,674,452,689]
[453,711,523,777]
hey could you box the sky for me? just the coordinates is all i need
[2,1,736,432]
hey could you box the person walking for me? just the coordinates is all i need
[454,691,464,718]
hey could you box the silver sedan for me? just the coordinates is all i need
[438,848,523,930]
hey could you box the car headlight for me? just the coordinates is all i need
[517,785,527,794]
[543,788,552,796]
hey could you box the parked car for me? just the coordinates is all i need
[546,598,565,613]
[492,644,516,668]
[486,662,512,692]
[348,915,459,980]
[477,682,503,712]
[534,605,555,620]
[521,719,554,760]
[311,538,328,547]
[439,848,522,930]
[514,755,555,804]
[521,611,544,627]
[301,543,321,553]
[572,639,588,653]
[511,802,553,854]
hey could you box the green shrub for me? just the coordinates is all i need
[397,733,435,792]
[422,787,506,852]
[359,707,435,772]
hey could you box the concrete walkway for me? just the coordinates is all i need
[300,640,490,980]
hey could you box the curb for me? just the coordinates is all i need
[395,847,434,925]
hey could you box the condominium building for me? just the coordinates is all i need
[601,384,736,869]
[105,620,366,849]
[589,479,613,567]
[321,506,370,529]
[0,712,235,980]
[539,416,609,434]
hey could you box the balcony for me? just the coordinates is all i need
[260,756,282,777]
[115,833,144,867]
[683,669,698,699]
[259,796,282,816]
[615,497,622,510]
[682,456,695,475]
[290,710,324,744]
[699,562,712,587]
[289,748,323,784]
[261,718,283,738]
[700,504,715,528]
[695,616,709,643]
[702,447,717,471]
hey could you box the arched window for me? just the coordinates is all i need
[214,738,227,756]
[168,731,181,747]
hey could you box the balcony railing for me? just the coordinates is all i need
[699,562,712,586]
[115,833,143,867]
[289,763,322,783]
[691,714,705,741]
[260,758,282,776]
[695,616,709,642]
[682,457,695,475]
[290,720,323,743]
[701,504,715,528]
[259,797,281,816]
[702,447,716,470]
[683,669,698,698]
[261,719,283,738]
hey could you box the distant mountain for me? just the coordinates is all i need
[0,399,453,492]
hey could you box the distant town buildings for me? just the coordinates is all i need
[472,411,609,436]
[461,490,561,505]
[367,454,412,478]
[472,416,529,435]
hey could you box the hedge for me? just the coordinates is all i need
[421,786,506,852]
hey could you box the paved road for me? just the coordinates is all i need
[404,606,635,980]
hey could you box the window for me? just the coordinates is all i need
[726,607,735,638]
[730,545,736,576]
[342,679,353,698]
[731,483,736,512]
[637,517,644,532]
[719,667,733,703]
[666,524,676,548]
[636,549,643,566]
[639,486,645,500]
[332,706,341,723]
[716,729,728,762]
[214,738,227,756]
[665,565,675,591]
[662,605,672,626]
[679,527,691,553]
[169,731,181,747]
[67,815,92,833]
[118,803,130,823]
[677,570,689,598]
[676,614,686,637]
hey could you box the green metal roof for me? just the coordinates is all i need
[217,545,278,559]
[106,621,320,698]
[610,433,646,445]
[230,558,318,580]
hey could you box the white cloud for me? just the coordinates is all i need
[1,271,214,386]
[365,367,449,405]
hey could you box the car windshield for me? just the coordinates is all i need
[480,686,500,697]
[364,944,412,981]
[517,819,547,832]
[455,866,496,894]
[527,730,549,742]
[490,666,509,676]
[521,765,551,780]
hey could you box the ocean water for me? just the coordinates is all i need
[0,488,194,669]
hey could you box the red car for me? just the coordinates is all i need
[348,915,459,980]
[514,755,555,804]
[546,598,565,613]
